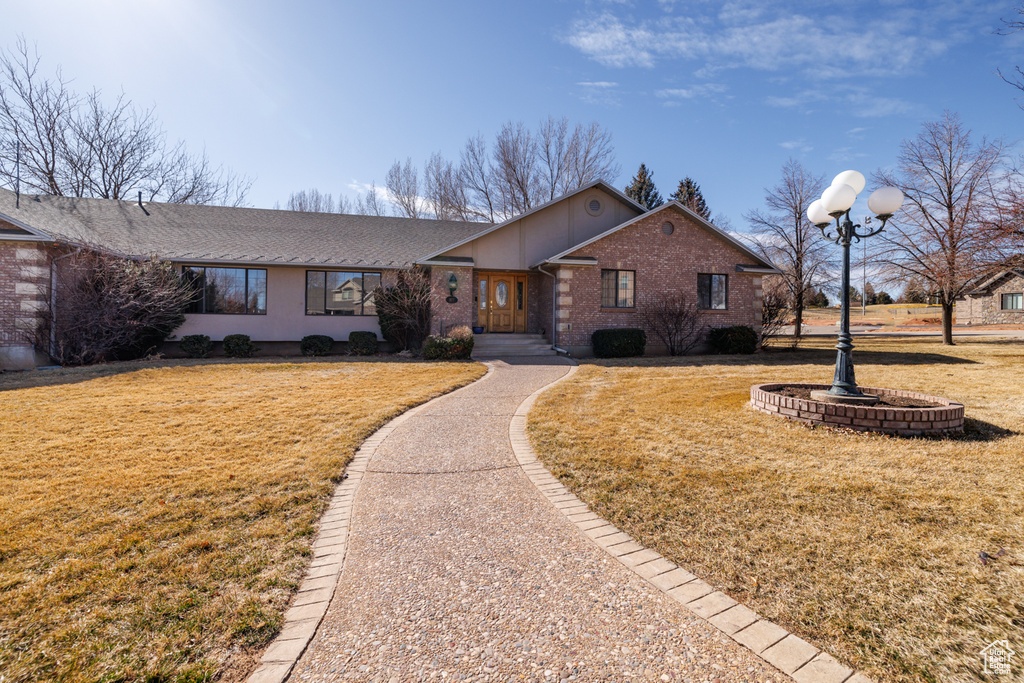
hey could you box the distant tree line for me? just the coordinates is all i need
[281,117,620,222]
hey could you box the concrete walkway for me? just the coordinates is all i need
[281,358,795,682]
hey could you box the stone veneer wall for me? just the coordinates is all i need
[554,206,763,355]
[0,240,51,368]
[750,383,965,436]
[959,273,1024,325]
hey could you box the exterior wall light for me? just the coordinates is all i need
[446,273,458,304]
[807,170,905,403]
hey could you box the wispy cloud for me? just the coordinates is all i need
[779,139,813,153]
[575,80,623,107]
[655,83,727,99]
[563,2,978,79]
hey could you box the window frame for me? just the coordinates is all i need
[601,269,636,309]
[698,273,729,311]
[305,270,382,317]
[182,265,267,315]
[1001,292,1023,310]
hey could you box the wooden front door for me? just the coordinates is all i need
[480,272,528,333]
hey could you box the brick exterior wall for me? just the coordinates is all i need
[0,239,52,368]
[751,383,965,436]
[430,266,474,335]
[553,206,764,355]
[959,272,1024,325]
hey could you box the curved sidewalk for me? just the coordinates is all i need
[270,358,796,682]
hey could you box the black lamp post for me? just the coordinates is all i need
[807,170,904,404]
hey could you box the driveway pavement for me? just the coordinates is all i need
[283,358,792,682]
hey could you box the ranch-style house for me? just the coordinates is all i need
[0,181,778,369]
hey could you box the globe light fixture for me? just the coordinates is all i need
[806,170,905,403]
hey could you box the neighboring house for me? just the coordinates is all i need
[0,181,777,369]
[957,268,1024,325]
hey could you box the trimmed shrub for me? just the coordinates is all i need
[592,328,646,358]
[422,328,475,360]
[300,334,333,357]
[223,334,258,358]
[179,334,212,358]
[708,325,758,355]
[348,331,378,356]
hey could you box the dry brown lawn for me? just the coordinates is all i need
[0,358,484,682]
[527,337,1023,683]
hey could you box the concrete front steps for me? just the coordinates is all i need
[472,333,558,358]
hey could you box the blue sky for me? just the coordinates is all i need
[2,0,1021,231]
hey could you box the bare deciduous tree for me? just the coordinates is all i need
[539,116,571,201]
[745,159,832,340]
[759,275,790,349]
[42,250,193,365]
[424,152,470,220]
[355,182,388,216]
[638,291,706,355]
[374,269,432,351]
[996,5,1024,107]
[491,121,540,217]
[0,38,251,206]
[459,134,498,222]
[284,187,350,213]
[564,121,620,191]
[386,157,420,218]
[873,112,1013,345]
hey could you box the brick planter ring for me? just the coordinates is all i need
[750,383,964,436]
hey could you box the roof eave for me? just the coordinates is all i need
[0,209,56,240]
[736,264,782,275]
[543,201,779,272]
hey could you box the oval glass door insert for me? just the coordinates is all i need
[495,281,508,307]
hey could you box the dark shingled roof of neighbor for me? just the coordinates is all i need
[0,188,490,268]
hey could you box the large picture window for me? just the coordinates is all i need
[306,271,381,316]
[698,273,728,310]
[601,269,635,308]
[183,266,266,314]
[1002,292,1023,310]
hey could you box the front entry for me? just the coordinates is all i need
[478,272,528,333]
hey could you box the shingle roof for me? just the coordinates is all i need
[0,188,489,268]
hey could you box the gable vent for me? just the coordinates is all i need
[589,199,601,212]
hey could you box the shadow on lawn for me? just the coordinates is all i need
[587,347,978,369]
[0,354,434,393]
[954,417,1018,442]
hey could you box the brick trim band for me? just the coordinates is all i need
[750,384,964,436]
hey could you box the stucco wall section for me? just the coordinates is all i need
[175,265,396,343]
[959,273,1024,325]
[438,189,642,270]
[557,206,763,353]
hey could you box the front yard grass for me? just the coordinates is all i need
[0,358,485,682]
[527,338,1023,683]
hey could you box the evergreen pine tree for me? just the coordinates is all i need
[671,177,711,220]
[624,163,663,210]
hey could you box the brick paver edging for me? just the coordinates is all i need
[510,366,874,683]
[750,383,964,436]
[245,365,496,683]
